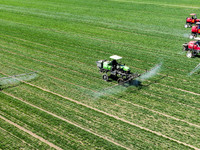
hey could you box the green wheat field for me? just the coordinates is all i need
[0,0,200,149]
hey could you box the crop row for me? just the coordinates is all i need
[1,46,200,125]
[1,64,200,148]
[0,36,199,91]
[1,90,192,149]
[0,21,199,83]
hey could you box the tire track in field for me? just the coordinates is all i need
[2,83,199,150]
[0,127,36,149]
[1,46,200,97]
[0,115,63,150]
[2,92,130,150]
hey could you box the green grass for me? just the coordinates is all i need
[0,0,200,149]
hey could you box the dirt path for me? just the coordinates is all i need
[0,115,63,150]
[2,83,200,149]
[2,91,130,150]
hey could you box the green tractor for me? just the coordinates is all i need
[96,55,140,85]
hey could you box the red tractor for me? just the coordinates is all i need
[185,13,200,28]
[190,22,200,39]
[183,37,200,58]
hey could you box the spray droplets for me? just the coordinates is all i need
[94,63,162,98]
[138,63,162,81]
[0,72,38,89]
[188,63,200,76]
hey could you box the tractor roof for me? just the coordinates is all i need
[190,13,196,16]
[194,37,200,40]
[110,55,122,60]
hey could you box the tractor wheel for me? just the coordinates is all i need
[182,46,187,51]
[184,24,188,28]
[102,74,109,81]
[186,51,194,58]
[117,78,124,85]
[189,35,194,39]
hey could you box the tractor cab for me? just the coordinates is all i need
[187,14,197,22]
[185,13,200,28]
[190,13,197,19]
[110,55,130,72]
[109,55,121,70]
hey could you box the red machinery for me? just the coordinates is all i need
[189,22,200,39]
[185,13,200,28]
[183,37,200,58]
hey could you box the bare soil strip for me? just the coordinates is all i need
[2,92,130,150]
[2,84,199,149]
[0,115,63,150]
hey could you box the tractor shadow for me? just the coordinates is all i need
[0,84,19,91]
[124,75,168,91]
[195,55,200,58]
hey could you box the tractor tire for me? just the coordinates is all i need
[189,35,194,39]
[186,51,194,58]
[182,46,187,51]
[102,74,109,81]
[117,78,124,85]
[184,24,188,28]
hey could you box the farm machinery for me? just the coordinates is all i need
[183,37,200,58]
[185,13,200,28]
[96,55,141,85]
[189,22,200,39]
